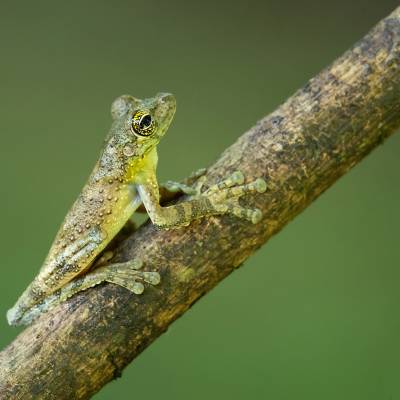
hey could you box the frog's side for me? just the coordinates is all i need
[7,93,267,326]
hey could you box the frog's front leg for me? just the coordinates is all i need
[136,181,195,215]
[155,168,208,206]
[137,171,267,228]
[161,180,198,196]
[161,167,208,196]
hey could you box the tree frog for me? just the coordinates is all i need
[7,93,266,326]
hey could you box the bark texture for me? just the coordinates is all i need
[1,7,400,400]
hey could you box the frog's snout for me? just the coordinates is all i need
[157,92,175,105]
[156,92,176,115]
[153,92,176,138]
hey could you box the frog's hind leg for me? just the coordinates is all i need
[17,260,160,325]
[58,259,160,302]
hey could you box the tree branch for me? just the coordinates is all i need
[1,7,400,399]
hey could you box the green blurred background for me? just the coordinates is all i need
[1,1,399,399]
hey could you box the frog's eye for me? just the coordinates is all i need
[131,110,156,137]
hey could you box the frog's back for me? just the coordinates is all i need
[8,158,138,325]
[38,167,137,291]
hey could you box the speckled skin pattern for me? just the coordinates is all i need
[1,8,400,399]
[7,93,266,326]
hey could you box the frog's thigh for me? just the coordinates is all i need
[57,259,160,302]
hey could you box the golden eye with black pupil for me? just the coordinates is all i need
[131,110,156,136]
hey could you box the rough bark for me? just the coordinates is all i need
[1,6,400,400]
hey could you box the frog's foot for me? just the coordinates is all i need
[99,259,161,294]
[161,168,208,197]
[93,250,115,268]
[53,259,160,305]
[185,167,207,186]
[13,260,160,326]
[162,180,198,196]
[204,171,267,224]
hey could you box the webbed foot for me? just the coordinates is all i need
[64,259,160,297]
[199,171,266,224]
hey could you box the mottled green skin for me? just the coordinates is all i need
[7,93,177,325]
[7,93,266,326]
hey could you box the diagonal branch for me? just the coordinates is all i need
[1,6,400,400]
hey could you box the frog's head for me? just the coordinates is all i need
[108,92,176,161]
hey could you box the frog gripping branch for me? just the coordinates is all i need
[6,93,266,326]
[1,6,400,400]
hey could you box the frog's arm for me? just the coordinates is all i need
[137,170,267,228]
[135,168,206,213]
